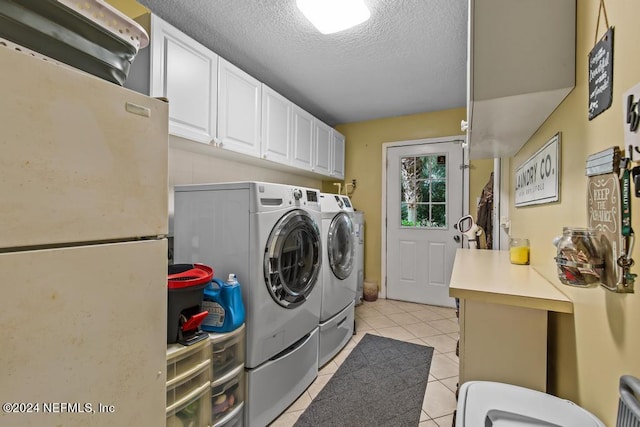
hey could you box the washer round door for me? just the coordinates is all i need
[264,209,322,308]
[328,212,355,280]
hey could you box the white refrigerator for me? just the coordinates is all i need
[0,45,168,426]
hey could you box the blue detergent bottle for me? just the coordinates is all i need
[201,273,246,333]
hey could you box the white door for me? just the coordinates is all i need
[386,140,464,307]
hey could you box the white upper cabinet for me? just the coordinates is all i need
[313,120,332,176]
[467,0,575,159]
[149,15,218,144]
[331,129,345,180]
[127,14,346,178]
[291,105,314,170]
[261,85,292,164]
[217,58,262,157]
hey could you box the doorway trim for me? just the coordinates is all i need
[380,135,469,299]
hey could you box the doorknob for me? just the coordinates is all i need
[453,235,461,243]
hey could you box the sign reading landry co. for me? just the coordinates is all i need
[515,133,561,207]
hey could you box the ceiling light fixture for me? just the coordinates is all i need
[296,0,371,35]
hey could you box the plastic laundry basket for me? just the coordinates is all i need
[456,376,640,427]
[455,381,605,427]
[617,375,640,427]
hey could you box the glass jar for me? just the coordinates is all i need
[554,227,604,287]
[509,238,530,265]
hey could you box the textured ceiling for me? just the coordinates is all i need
[138,0,468,126]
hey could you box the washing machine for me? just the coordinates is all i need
[173,182,323,427]
[318,193,357,368]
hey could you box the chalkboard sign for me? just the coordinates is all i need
[588,27,614,120]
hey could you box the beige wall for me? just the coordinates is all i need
[509,0,640,424]
[334,108,467,287]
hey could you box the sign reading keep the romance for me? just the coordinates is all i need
[515,133,561,207]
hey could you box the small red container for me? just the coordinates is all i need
[167,263,213,344]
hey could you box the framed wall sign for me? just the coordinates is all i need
[515,133,561,207]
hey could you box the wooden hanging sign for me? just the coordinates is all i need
[588,27,614,120]
[587,173,621,288]
[586,147,622,289]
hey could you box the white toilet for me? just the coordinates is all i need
[456,381,605,427]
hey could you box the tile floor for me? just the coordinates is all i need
[270,298,460,426]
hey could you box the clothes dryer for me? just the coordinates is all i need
[173,182,323,427]
[318,193,357,367]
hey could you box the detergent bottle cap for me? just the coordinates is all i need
[227,273,237,284]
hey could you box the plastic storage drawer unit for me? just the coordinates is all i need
[166,338,212,427]
[167,384,210,427]
[166,338,211,385]
[210,324,245,380]
[210,325,245,426]
[211,365,245,426]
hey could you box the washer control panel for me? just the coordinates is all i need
[286,187,320,207]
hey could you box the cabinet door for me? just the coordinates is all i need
[313,120,332,176]
[331,129,345,179]
[261,85,291,164]
[150,15,218,144]
[291,105,314,170]
[218,58,262,157]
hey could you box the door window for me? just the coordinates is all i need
[264,210,321,308]
[328,212,354,280]
[400,154,447,228]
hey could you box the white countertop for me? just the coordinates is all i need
[449,249,573,313]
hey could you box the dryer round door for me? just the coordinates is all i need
[264,209,322,308]
[328,212,355,280]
